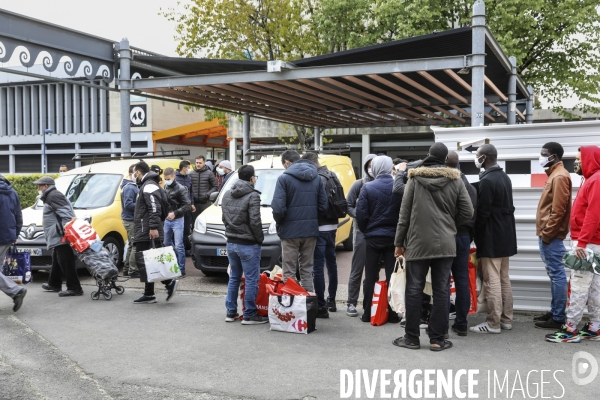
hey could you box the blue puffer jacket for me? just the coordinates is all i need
[0,177,23,245]
[272,159,328,239]
[356,174,402,238]
[120,178,139,221]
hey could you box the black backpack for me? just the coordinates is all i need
[319,170,347,219]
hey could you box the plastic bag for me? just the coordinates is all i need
[388,256,406,314]
[371,280,389,326]
[64,219,100,253]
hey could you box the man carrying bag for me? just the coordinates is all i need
[131,161,179,304]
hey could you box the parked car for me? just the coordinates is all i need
[16,157,183,270]
[191,154,356,276]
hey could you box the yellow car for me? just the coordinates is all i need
[191,154,356,275]
[18,157,184,270]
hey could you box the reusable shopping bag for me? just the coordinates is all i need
[388,256,406,314]
[268,294,317,334]
[135,240,181,283]
[371,280,389,326]
[2,246,32,285]
[240,272,274,317]
[63,219,100,253]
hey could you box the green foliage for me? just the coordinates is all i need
[4,174,59,209]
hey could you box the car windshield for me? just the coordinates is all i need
[33,175,76,210]
[216,169,284,207]
[65,174,123,209]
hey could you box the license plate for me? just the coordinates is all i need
[17,248,42,256]
[216,248,228,256]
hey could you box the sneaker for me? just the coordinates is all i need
[533,311,552,322]
[469,322,501,334]
[360,314,371,323]
[501,322,513,330]
[123,270,129,277]
[225,312,239,322]
[178,272,187,279]
[448,311,456,320]
[419,319,429,329]
[545,326,582,343]
[579,322,600,341]
[41,283,61,292]
[327,298,337,312]
[129,272,140,279]
[451,324,468,336]
[58,289,84,297]
[241,315,269,325]
[346,304,358,317]
[535,318,563,330]
[317,307,330,319]
[166,280,179,301]
[388,313,401,324]
[12,288,27,312]
[134,295,157,304]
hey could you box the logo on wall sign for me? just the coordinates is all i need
[130,105,147,127]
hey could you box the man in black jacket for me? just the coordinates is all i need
[175,160,194,255]
[163,168,191,278]
[446,151,477,336]
[471,144,516,334]
[132,161,179,304]
[222,165,267,324]
[189,155,218,224]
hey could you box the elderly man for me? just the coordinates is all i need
[35,176,83,297]
[217,160,234,189]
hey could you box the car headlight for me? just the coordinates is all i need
[194,213,207,234]
[268,220,277,235]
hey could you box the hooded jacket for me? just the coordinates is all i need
[40,186,76,250]
[474,166,518,258]
[271,159,328,239]
[457,172,477,238]
[222,179,264,244]
[189,165,218,204]
[356,156,402,238]
[536,161,572,243]
[346,154,376,224]
[133,172,168,243]
[0,177,23,246]
[164,180,191,219]
[175,170,194,204]
[120,178,139,221]
[571,146,600,248]
[394,165,473,261]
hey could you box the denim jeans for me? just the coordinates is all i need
[226,242,261,319]
[164,217,186,273]
[448,235,471,328]
[539,237,568,322]
[404,258,453,344]
[313,230,338,308]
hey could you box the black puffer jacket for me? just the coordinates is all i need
[164,180,191,219]
[221,180,264,245]
[457,172,477,239]
[133,172,167,243]
[189,166,218,204]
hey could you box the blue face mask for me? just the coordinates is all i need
[165,179,174,186]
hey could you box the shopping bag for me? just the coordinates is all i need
[77,248,118,280]
[424,269,433,297]
[388,256,406,314]
[2,247,32,285]
[240,272,272,317]
[135,240,181,283]
[467,248,478,314]
[268,294,317,334]
[371,280,389,326]
[268,265,284,281]
[266,277,309,296]
[63,219,100,252]
[449,275,456,305]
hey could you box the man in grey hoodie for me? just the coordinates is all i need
[345,154,375,317]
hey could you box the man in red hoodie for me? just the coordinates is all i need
[546,146,600,343]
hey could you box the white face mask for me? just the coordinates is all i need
[539,155,554,168]
[367,168,373,177]
[474,154,486,169]
[165,179,173,186]
[216,167,225,176]
[38,190,43,196]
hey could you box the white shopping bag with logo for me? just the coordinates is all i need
[268,294,317,334]
[135,241,181,283]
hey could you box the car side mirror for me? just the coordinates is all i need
[209,192,219,203]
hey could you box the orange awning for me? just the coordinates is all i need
[153,119,230,148]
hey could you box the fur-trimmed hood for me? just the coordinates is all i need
[409,166,461,192]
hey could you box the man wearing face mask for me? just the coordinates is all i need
[163,168,191,278]
[121,164,140,277]
[189,155,218,224]
[59,165,68,175]
[471,144,517,334]
[217,160,234,190]
[534,142,572,330]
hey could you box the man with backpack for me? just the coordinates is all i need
[302,152,347,318]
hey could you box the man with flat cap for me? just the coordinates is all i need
[34,176,83,297]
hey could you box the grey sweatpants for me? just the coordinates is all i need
[0,244,22,298]
[281,237,317,293]
[567,243,600,325]
[347,227,366,305]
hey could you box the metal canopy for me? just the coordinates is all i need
[130,27,528,128]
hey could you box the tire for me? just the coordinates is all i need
[342,223,354,251]
[91,291,100,300]
[115,286,125,295]
[103,236,123,268]
[103,291,112,300]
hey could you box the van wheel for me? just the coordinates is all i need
[103,236,123,268]
[342,224,354,251]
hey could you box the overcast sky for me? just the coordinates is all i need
[0,0,180,56]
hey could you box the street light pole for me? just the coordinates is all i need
[43,129,53,174]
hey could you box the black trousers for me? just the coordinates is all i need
[183,211,192,251]
[48,244,81,291]
[404,258,453,344]
[136,240,172,297]
[362,236,396,317]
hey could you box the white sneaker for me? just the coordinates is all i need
[469,322,501,334]
[501,322,512,330]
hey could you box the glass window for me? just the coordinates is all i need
[216,169,284,207]
[34,174,75,210]
[65,174,123,209]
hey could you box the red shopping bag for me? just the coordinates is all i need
[63,219,100,252]
[240,273,272,317]
[467,248,478,314]
[266,277,309,296]
[371,280,389,326]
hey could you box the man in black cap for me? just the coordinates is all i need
[34,176,83,297]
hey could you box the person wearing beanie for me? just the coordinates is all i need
[217,160,234,189]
